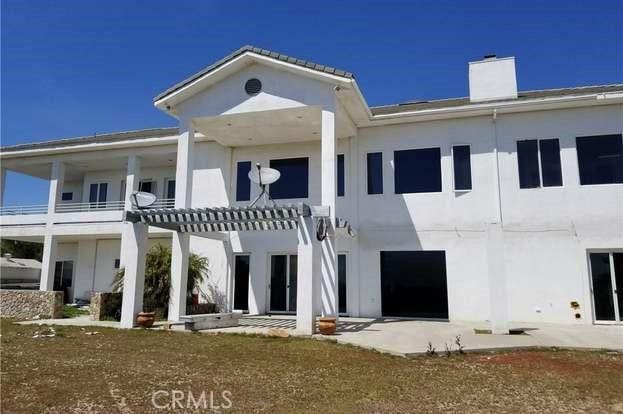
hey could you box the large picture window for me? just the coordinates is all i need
[269,157,309,199]
[576,134,623,185]
[394,148,442,194]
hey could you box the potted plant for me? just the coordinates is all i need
[136,311,156,328]
[318,317,337,335]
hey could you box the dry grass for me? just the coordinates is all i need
[1,319,622,413]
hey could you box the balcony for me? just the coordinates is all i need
[0,199,175,216]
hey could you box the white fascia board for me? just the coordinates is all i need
[0,133,211,160]
[154,52,354,113]
[365,93,623,126]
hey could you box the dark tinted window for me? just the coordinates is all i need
[234,255,250,311]
[576,134,623,185]
[236,161,252,201]
[61,192,73,201]
[337,154,345,197]
[517,140,540,188]
[539,139,563,187]
[338,254,346,314]
[166,180,176,199]
[269,157,309,199]
[367,152,383,194]
[139,181,153,193]
[394,148,442,193]
[452,145,472,190]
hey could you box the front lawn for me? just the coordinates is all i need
[1,319,622,413]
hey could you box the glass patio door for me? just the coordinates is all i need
[589,252,623,323]
[269,254,297,313]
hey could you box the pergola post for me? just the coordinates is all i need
[120,222,148,328]
[320,99,339,318]
[296,215,319,335]
[168,119,194,322]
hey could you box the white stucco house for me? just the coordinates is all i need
[1,46,622,334]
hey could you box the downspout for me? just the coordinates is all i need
[492,109,504,226]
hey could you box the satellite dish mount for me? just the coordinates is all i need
[248,163,280,207]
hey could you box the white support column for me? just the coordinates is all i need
[39,234,58,291]
[40,160,65,292]
[320,100,339,318]
[296,215,319,335]
[0,168,6,206]
[168,119,194,322]
[120,155,141,269]
[120,222,148,328]
[47,160,65,217]
[487,223,509,334]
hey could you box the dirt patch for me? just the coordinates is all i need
[2,319,622,413]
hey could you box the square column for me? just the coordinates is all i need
[120,155,141,268]
[487,223,509,334]
[296,215,320,335]
[120,222,148,328]
[168,119,194,322]
[39,234,58,291]
[47,160,65,217]
[0,168,6,206]
[320,103,339,318]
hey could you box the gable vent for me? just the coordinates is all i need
[245,78,262,95]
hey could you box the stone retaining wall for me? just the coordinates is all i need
[0,290,64,319]
[90,292,122,321]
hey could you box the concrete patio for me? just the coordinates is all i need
[17,315,622,356]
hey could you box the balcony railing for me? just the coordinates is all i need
[0,199,175,216]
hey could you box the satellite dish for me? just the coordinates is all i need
[248,164,281,207]
[131,191,157,209]
[248,167,280,185]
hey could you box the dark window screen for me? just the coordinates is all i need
[236,161,252,201]
[576,134,623,185]
[394,148,442,193]
[367,152,383,194]
[269,158,309,199]
[338,254,347,314]
[166,180,176,199]
[539,139,563,187]
[453,145,472,190]
[517,140,540,188]
[337,154,345,197]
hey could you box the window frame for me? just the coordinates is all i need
[451,143,473,192]
[516,138,564,189]
[164,177,176,200]
[235,161,252,202]
[393,146,443,194]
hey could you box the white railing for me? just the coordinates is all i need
[0,204,49,215]
[148,198,175,209]
[54,201,125,213]
[0,199,176,216]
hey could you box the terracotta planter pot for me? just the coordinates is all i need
[318,317,337,335]
[136,312,156,328]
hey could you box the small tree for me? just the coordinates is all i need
[112,244,209,317]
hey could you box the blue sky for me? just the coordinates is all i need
[1,0,622,204]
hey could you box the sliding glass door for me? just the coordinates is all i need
[269,254,297,313]
[589,251,623,324]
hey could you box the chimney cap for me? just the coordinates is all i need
[483,54,497,59]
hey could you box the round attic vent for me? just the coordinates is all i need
[244,78,262,95]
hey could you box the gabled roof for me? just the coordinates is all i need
[154,45,355,103]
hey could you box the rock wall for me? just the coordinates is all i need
[0,290,64,319]
[90,292,122,321]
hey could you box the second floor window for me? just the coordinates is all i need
[269,157,309,199]
[517,138,563,189]
[89,183,107,207]
[61,192,73,201]
[394,147,442,194]
[139,180,156,194]
[165,179,176,199]
[337,154,345,197]
[367,152,383,194]
[576,134,623,185]
[236,161,252,201]
[452,145,472,191]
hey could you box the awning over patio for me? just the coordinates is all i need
[124,204,311,233]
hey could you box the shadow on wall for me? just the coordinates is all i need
[205,283,228,312]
